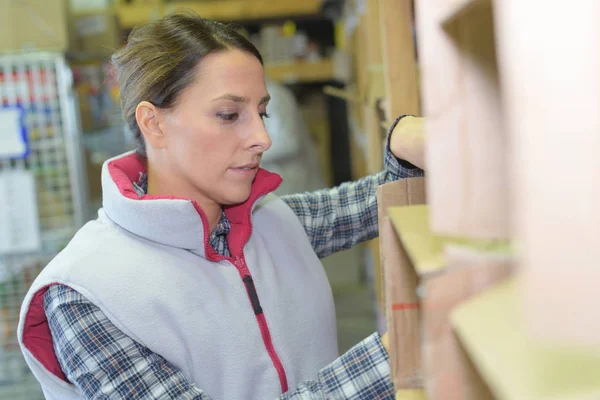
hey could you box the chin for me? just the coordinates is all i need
[220,186,252,206]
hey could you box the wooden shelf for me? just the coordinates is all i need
[452,279,600,400]
[396,389,426,400]
[387,205,512,276]
[116,0,321,29]
[116,4,164,29]
[265,60,335,83]
[169,0,322,22]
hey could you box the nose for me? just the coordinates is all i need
[249,117,272,153]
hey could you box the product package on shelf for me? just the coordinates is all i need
[0,52,87,399]
[377,178,426,390]
[72,61,121,133]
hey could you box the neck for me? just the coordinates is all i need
[147,165,222,233]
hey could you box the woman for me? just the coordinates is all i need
[18,14,424,400]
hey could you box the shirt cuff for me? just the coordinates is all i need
[318,333,395,400]
[384,115,425,179]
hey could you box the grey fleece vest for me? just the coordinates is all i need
[18,152,338,400]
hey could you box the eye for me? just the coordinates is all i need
[217,113,239,122]
[260,112,271,119]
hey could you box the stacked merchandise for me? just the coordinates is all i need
[250,22,321,64]
[0,53,86,399]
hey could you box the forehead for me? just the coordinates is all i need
[191,49,267,97]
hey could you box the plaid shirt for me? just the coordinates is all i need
[43,117,423,399]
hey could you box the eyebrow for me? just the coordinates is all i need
[213,94,271,105]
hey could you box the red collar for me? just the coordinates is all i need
[106,152,282,260]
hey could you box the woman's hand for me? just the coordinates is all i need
[390,116,426,170]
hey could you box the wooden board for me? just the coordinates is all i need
[452,279,600,400]
[396,389,427,400]
[416,0,509,239]
[364,0,386,174]
[494,0,600,347]
[116,3,164,29]
[379,0,420,119]
[265,60,335,84]
[388,205,512,276]
[422,248,513,400]
[168,0,322,22]
[388,205,446,275]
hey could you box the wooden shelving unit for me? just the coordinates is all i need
[379,0,600,400]
[168,0,322,22]
[341,0,420,312]
[452,280,600,400]
[116,0,322,29]
[116,3,164,29]
[265,59,335,84]
[378,0,600,399]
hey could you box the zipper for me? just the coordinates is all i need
[233,255,288,393]
[197,178,288,392]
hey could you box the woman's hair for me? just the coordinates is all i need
[111,13,263,157]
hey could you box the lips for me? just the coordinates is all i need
[234,163,259,170]
[229,162,260,177]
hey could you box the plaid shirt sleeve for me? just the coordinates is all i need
[279,333,394,400]
[45,284,393,400]
[44,284,210,399]
[281,115,424,258]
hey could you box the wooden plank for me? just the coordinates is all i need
[379,0,420,119]
[354,15,368,130]
[116,4,164,29]
[169,0,321,22]
[452,279,600,400]
[422,248,512,400]
[388,205,512,275]
[365,0,385,172]
[396,389,427,400]
[416,0,509,239]
[265,60,334,83]
[365,102,384,173]
[388,205,446,275]
[494,0,600,347]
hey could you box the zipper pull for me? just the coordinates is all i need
[242,275,263,315]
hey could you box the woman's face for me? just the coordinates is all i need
[154,49,272,206]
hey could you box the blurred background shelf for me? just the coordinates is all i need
[265,59,335,83]
[169,0,323,22]
[116,0,324,29]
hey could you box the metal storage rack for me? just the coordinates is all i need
[0,52,87,399]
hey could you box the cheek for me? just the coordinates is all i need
[172,124,238,178]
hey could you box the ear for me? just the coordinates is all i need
[136,101,166,151]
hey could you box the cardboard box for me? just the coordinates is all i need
[71,11,123,54]
[0,0,69,53]
[377,178,427,390]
